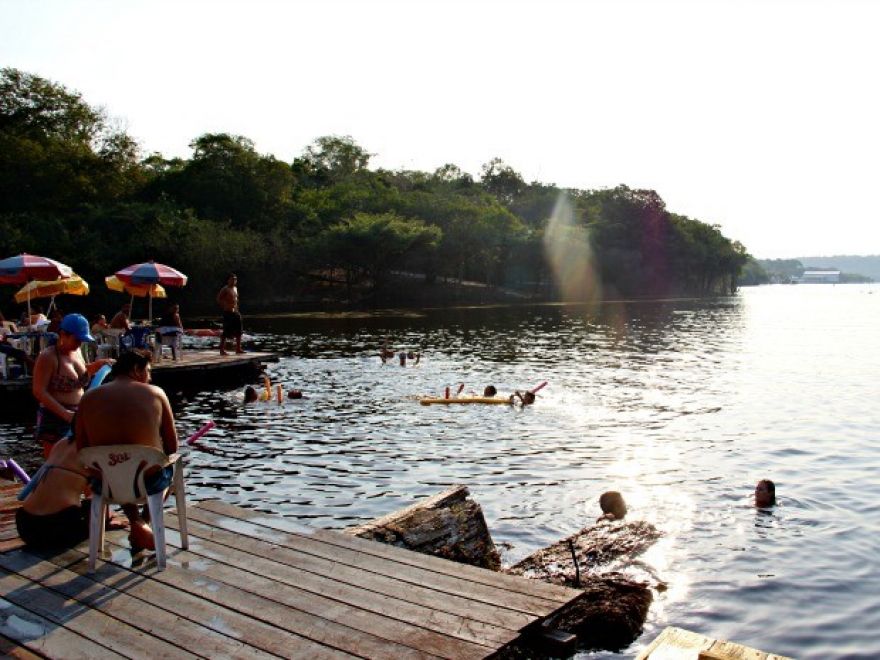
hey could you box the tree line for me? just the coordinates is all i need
[0,67,750,315]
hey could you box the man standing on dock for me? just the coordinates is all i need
[216,273,244,355]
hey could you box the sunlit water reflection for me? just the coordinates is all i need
[2,284,879,659]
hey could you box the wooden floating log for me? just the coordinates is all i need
[505,519,662,652]
[636,626,793,660]
[345,485,501,570]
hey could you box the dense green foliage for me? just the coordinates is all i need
[0,68,750,315]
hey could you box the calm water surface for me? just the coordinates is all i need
[2,284,879,659]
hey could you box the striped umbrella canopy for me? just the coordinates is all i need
[14,275,89,303]
[114,261,187,287]
[105,275,166,299]
[1,253,74,324]
[104,271,168,323]
[0,253,72,285]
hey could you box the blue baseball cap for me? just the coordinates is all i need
[59,313,95,342]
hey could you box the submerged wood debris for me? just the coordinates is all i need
[349,485,664,655]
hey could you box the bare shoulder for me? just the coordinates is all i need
[148,383,171,402]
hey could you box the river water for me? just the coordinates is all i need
[2,283,879,659]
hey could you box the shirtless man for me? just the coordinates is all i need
[109,303,132,330]
[216,274,243,355]
[76,349,178,549]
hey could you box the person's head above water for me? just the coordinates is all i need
[287,389,303,399]
[244,386,258,403]
[484,385,497,397]
[755,479,776,507]
[599,491,627,521]
[522,391,536,405]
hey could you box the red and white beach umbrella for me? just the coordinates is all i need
[113,261,187,322]
[0,253,73,284]
[0,253,74,325]
[114,261,188,287]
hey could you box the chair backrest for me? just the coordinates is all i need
[79,444,169,504]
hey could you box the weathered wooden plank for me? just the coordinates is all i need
[0,632,43,659]
[0,594,126,660]
[31,543,353,660]
[184,506,564,617]
[93,535,457,660]
[0,538,24,553]
[0,566,196,659]
[0,549,278,660]
[637,627,791,660]
[636,626,715,659]
[199,498,578,604]
[161,513,535,633]
[97,535,483,660]
[158,516,518,649]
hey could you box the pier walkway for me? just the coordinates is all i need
[0,486,583,658]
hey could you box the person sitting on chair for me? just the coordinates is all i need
[76,349,178,550]
[109,303,132,330]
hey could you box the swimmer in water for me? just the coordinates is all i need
[484,385,498,397]
[754,479,776,508]
[510,390,536,406]
[597,491,627,522]
[244,386,258,404]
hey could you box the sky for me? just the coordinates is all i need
[2,0,879,259]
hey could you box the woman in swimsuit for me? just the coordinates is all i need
[32,313,113,458]
[15,436,91,548]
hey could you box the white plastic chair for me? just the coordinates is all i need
[79,445,188,571]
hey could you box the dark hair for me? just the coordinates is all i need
[756,479,776,505]
[599,491,627,518]
[484,385,497,397]
[110,349,152,377]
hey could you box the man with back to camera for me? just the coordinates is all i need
[75,349,178,550]
[216,273,244,355]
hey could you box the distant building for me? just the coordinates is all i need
[799,270,840,283]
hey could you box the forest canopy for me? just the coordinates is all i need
[0,68,750,314]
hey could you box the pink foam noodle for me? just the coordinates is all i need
[529,381,548,394]
[185,421,216,445]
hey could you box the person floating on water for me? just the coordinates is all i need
[484,385,498,397]
[244,386,258,404]
[510,390,536,406]
[754,479,776,508]
[597,491,627,522]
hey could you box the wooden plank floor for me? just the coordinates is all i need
[0,490,583,659]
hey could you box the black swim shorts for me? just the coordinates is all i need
[16,500,90,549]
[222,311,243,337]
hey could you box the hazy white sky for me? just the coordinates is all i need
[2,0,878,258]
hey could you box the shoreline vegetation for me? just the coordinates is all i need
[2,67,751,318]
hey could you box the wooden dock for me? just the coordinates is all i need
[0,351,277,409]
[0,485,584,658]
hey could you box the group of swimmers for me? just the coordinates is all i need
[593,479,777,528]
